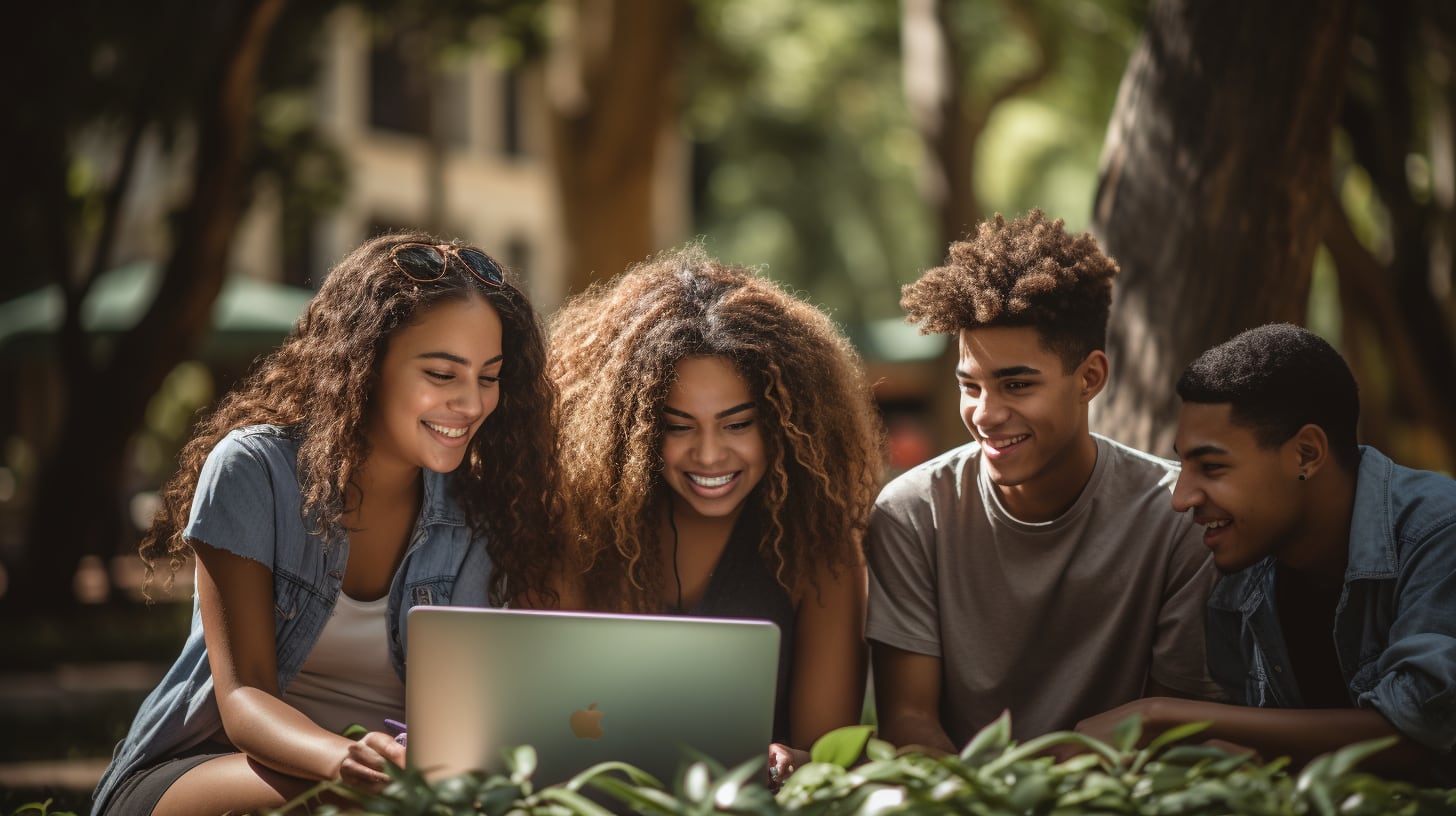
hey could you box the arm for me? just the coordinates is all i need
[787,560,869,749]
[871,641,956,755]
[195,541,404,789]
[1075,697,1445,779]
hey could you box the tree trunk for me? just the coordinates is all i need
[547,0,687,296]
[900,0,1056,453]
[11,0,288,611]
[1089,0,1356,457]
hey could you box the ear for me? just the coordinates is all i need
[1288,423,1330,479]
[1077,350,1110,403]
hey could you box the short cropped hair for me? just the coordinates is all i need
[1177,323,1360,470]
[899,209,1119,371]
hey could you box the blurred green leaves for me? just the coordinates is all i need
[292,715,1456,816]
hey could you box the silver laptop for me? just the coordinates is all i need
[405,606,781,788]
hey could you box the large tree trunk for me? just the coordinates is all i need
[11,0,287,611]
[547,0,687,296]
[1089,0,1356,456]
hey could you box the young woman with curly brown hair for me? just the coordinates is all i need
[93,233,567,816]
[549,244,884,783]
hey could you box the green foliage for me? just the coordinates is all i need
[687,0,933,324]
[7,800,78,816]
[275,716,1456,816]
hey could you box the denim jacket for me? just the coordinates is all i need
[1205,446,1456,753]
[92,425,493,814]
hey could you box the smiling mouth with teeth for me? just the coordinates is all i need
[1204,520,1231,529]
[986,434,1029,449]
[688,472,735,488]
[424,421,468,439]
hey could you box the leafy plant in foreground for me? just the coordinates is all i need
[268,714,1456,816]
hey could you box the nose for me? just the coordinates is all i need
[692,429,727,466]
[970,390,1007,431]
[448,381,485,422]
[1171,470,1200,514]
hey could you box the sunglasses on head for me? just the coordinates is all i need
[390,242,505,288]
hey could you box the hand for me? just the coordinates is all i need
[338,730,407,793]
[1073,699,1158,748]
[1038,699,1165,764]
[767,743,809,791]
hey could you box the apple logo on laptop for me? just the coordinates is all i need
[570,703,605,739]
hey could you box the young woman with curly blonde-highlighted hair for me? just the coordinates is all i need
[549,243,883,783]
[94,233,568,816]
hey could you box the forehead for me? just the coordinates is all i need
[1174,402,1262,456]
[667,355,751,404]
[957,326,1058,372]
[388,295,502,354]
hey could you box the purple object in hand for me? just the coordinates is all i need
[385,718,408,747]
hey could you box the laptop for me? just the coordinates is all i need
[405,606,781,788]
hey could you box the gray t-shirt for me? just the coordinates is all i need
[866,434,1222,746]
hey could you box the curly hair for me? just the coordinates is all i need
[140,232,567,607]
[549,244,884,613]
[1177,323,1361,470]
[900,209,1119,370]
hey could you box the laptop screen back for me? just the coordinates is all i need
[405,606,781,787]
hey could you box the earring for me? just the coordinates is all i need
[1297,472,1307,481]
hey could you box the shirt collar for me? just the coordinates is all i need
[1345,445,1399,580]
[419,467,468,527]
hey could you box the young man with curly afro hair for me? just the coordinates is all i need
[1071,323,1456,782]
[867,210,1223,753]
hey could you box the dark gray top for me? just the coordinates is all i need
[677,508,795,744]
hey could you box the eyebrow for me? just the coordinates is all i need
[419,351,504,367]
[956,365,1043,380]
[662,401,757,420]
[1174,443,1227,459]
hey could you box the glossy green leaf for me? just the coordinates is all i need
[810,723,875,767]
[960,710,1013,762]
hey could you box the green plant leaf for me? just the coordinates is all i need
[810,724,876,767]
[580,773,682,814]
[564,760,664,792]
[681,761,711,802]
[1142,719,1212,756]
[1110,712,1143,753]
[1158,744,1246,766]
[982,730,1115,774]
[865,737,896,762]
[960,710,1012,762]
[532,785,622,816]
[1325,736,1399,776]
[504,744,537,784]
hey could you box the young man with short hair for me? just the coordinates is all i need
[1076,323,1456,779]
[867,210,1222,752]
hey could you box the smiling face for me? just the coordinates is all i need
[659,355,767,523]
[1172,401,1305,574]
[958,326,1105,521]
[366,294,504,477]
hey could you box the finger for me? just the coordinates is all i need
[340,756,392,788]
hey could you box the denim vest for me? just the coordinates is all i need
[1205,446,1456,753]
[92,425,493,814]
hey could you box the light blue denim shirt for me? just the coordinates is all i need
[92,425,493,814]
[1205,445,1456,753]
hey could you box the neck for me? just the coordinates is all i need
[351,456,424,517]
[995,432,1099,523]
[1279,465,1357,588]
